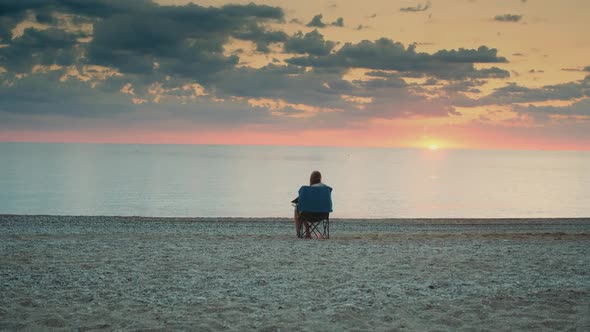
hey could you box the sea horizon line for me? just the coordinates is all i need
[1,141,589,153]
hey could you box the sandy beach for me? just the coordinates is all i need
[1,215,589,331]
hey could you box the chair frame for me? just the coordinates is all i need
[298,212,330,239]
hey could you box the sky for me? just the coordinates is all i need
[0,0,589,150]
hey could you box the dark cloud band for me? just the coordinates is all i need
[494,14,523,22]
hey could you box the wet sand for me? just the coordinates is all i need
[1,215,589,331]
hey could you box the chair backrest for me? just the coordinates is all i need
[297,185,333,213]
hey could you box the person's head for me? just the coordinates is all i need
[309,171,322,185]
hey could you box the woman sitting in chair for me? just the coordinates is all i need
[293,171,332,239]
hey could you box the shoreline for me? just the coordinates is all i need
[2,214,590,224]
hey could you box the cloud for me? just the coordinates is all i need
[513,99,590,121]
[331,17,344,27]
[432,47,508,63]
[494,14,523,22]
[561,67,590,72]
[304,15,343,28]
[86,3,285,76]
[0,71,135,117]
[306,14,326,28]
[0,0,285,78]
[0,0,156,21]
[232,23,288,53]
[0,0,318,126]
[210,64,353,109]
[0,89,280,133]
[0,27,81,72]
[286,39,508,79]
[400,2,431,12]
[457,76,590,107]
[284,30,336,56]
[442,80,486,93]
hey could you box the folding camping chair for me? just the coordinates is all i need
[296,185,333,239]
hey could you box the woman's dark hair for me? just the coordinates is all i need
[309,171,322,185]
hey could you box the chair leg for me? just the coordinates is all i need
[299,219,329,239]
[310,221,327,239]
[299,221,311,239]
[309,222,319,239]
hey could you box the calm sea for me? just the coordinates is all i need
[1,143,588,218]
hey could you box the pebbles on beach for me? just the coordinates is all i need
[1,215,589,330]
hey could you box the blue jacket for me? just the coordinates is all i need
[297,185,333,213]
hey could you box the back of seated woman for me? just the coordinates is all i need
[293,170,328,238]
